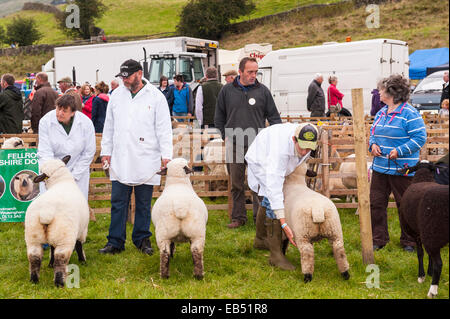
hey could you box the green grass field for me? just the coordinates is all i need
[0,202,448,299]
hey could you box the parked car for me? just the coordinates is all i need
[410,70,448,112]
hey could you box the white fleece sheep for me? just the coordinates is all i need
[283,162,350,283]
[1,137,24,149]
[24,156,89,287]
[152,157,208,279]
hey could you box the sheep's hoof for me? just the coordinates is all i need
[161,273,169,279]
[427,285,438,298]
[341,271,350,280]
[418,276,426,284]
[54,272,65,288]
[304,274,313,283]
[30,273,39,284]
[194,274,204,280]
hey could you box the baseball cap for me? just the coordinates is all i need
[295,123,318,150]
[115,59,143,78]
[57,77,72,84]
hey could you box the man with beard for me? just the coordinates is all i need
[99,59,173,255]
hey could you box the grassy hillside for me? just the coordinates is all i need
[0,0,448,79]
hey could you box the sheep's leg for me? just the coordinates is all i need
[427,254,433,277]
[170,242,175,259]
[75,241,86,263]
[427,251,443,299]
[329,238,350,280]
[159,240,171,279]
[190,238,204,280]
[53,246,72,288]
[48,246,55,268]
[417,244,426,283]
[297,239,314,283]
[27,244,43,284]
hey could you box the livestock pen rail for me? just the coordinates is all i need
[1,113,448,220]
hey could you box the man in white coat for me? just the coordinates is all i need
[245,122,319,270]
[37,94,96,200]
[99,59,173,255]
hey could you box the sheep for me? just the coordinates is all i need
[1,137,24,149]
[13,173,36,201]
[151,158,208,279]
[283,162,350,283]
[202,137,228,191]
[24,155,90,287]
[398,160,449,298]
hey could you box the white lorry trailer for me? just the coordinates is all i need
[42,36,219,89]
[257,38,410,116]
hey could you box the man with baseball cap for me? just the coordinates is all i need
[245,122,318,270]
[99,59,173,255]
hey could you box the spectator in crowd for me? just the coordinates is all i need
[371,83,386,116]
[246,122,319,270]
[37,94,96,200]
[369,74,427,253]
[439,99,449,117]
[92,81,110,133]
[80,83,94,119]
[172,74,193,122]
[440,71,449,107]
[64,87,83,111]
[215,57,281,228]
[307,73,326,117]
[158,75,174,115]
[30,72,59,133]
[109,79,119,95]
[223,70,238,84]
[99,59,172,255]
[326,75,344,116]
[57,77,74,94]
[0,73,23,134]
[195,67,223,128]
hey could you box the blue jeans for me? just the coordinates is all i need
[107,181,153,249]
[173,111,187,122]
[261,197,277,219]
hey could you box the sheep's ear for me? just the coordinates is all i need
[184,166,194,174]
[33,174,48,183]
[14,140,23,147]
[61,155,71,165]
[157,167,168,176]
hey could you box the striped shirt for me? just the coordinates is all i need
[369,103,426,176]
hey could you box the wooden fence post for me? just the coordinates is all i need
[321,130,330,198]
[352,88,374,265]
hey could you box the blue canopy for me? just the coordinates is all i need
[409,47,449,80]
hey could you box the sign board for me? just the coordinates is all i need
[0,149,40,222]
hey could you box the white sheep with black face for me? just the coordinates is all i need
[283,162,350,283]
[24,155,90,288]
[151,157,208,279]
[1,137,24,149]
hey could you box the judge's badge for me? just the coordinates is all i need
[248,98,256,106]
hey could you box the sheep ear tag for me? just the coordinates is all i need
[61,155,71,165]
[157,167,168,176]
[184,166,194,174]
[33,174,48,183]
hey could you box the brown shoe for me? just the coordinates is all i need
[227,220,245,229]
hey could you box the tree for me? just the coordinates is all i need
[176,0,255,40]
[58,0,107,40]
[5,17,42,47]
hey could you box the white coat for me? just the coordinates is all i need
[245,122,310,211]
[101,79,173,185]
[37,110,96,199]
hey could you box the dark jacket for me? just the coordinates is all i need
[201,79,223,126]
[441,82,449,107]
[158,86,174,115]
[92,93,109,133]
[307,80,325,113]
[214,76,281,147]
[370,88,385,116]
[30,82,59,133]
[0,85,24,134]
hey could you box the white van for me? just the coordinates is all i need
[258,39,409,116]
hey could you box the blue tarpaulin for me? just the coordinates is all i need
[409,47,449,80]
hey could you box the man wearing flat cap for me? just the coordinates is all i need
[57,77,74,94]
[99,59,173,256]
[245,122,319,270]
[223,69,238,84]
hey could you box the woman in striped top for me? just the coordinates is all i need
[369,74,427,252]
